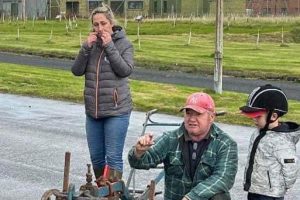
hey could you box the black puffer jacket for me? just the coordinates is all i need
[72,26,134,118]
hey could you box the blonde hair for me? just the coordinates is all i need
[90,4,117,25]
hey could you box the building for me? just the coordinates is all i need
[148,0,210,17]
[60,0,151,18]
[246,0,300,16]
[59,0,205,18]
[62,0,207,18]
[0,0,265,20]
[0,0,48,19]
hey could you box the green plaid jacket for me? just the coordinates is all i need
[128,123,238,200]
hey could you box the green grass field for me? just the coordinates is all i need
[0,17,299,126]
[0,17,300,81]
[1,63,299,126]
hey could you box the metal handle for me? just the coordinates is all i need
[63,151,71,192]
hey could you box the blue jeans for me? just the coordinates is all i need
[86,113,131,172]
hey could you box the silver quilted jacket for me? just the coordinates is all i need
[244,122,300,197]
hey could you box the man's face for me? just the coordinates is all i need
[184,108,215,139]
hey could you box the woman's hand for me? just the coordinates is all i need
[100,30,112,46]
[87,32,98,48]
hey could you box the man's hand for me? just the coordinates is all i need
[182,197,189,200]
[134,133,154,159]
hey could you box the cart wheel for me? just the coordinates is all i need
[41,189,60,200]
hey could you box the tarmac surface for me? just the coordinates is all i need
[0,93,300,200]
[0,51,300,101]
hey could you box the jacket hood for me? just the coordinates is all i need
[272,122,300,144]
[112,25,125,40]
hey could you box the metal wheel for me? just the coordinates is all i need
[41,189,60,200]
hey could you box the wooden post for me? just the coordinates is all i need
[214,0,223,94]
[62,152,71,192]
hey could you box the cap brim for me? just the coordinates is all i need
[240,110,266,118]
[239,106,263,113]
[180,105,207,113]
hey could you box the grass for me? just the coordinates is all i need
[0,17,299,126]
[0,18,300,81]
[1,62,300,126]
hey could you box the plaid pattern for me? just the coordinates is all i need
[128,123,238,200]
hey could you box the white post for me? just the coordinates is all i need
[214,0,223,94]
[298,0,300,15]
[49,0,51,19]
[22,0,26,21]
[137,22,141,50]
[256,29,260,49]
[161,0,163,17]
[32,16,35,29]
[79,31,82,47]
[187,13,192,45]
[48,29,53,41]
[124,0,127,28]
[196,0,199,17]
[281,26,284,44]
[17,27,20,40]
[267,0,269,15]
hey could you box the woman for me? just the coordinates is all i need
[71,5,134,180]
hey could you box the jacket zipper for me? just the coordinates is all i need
[267,170,272,189]
[113,88,118,107]
[95,50,104,118]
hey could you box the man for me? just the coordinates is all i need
[128,92,238,200]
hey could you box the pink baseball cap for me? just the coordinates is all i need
[180,92,215,113]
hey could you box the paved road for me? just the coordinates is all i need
[1,93,300,200]
[0,52,299,100]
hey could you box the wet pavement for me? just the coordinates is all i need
[0,93,299,200]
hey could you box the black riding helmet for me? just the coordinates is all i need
[240,84,288,117]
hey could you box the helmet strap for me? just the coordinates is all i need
[262,109,274,131]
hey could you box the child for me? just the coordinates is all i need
[240,84,300,200]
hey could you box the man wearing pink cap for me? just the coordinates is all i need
[128,92,238,200]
